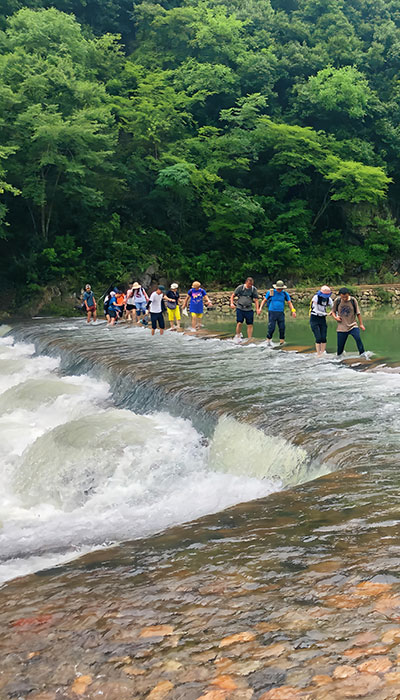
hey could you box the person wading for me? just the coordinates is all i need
[332,287,366,357]
[230,277,260,342]
[165,283,181,330]
[148,285,166,336]
[310,285,333,356]
[259,280,296,346]
[83,284,97,323]
[182,281,212,331]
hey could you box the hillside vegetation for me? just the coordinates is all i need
[1,0,400,295]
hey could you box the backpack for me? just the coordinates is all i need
[266,289,287,307]
[333,296,357,315]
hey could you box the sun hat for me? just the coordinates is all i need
[273,280,287,289]
[132,282,141,289]
[110,291,116,297]
[319,285,332,298]
[170,283,179,289]
[85,284,91,289]
[338,287,350,295]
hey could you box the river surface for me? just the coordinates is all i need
[1,312,400,699]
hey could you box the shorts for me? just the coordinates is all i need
[126,304,135,311]
[108,308,117,318]
[150,311,165,330]
[167,307,181,321]
[191,312,203,318]
[135,301,147,315]
[236,308,254,325]
[87,305,96,313]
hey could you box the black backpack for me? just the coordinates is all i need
[333,296,357,314]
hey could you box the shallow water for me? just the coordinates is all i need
[2,314,400,698]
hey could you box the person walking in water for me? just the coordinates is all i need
[182,281,212,331]
[259,280,296,346]
[149,285,166,336]
[332,287,366,357]
[131,282,149,323]
[83,284,97,323]
[165,283,181,330]
[230,277,260,342]
[310,285,333,356]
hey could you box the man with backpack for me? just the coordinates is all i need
[259,280,296,346]
[230,277,260,342]
[332,287,366,357]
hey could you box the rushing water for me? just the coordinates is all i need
[0,313,400,584]
[2,314,400,698]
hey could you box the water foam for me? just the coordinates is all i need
[0,335,308,584]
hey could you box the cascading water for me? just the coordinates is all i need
[0,329,321,584]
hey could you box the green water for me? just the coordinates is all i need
[205,305,400,361]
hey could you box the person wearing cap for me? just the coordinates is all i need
[310,285,333,356]
[83,284,97,324]
[259,280,296,346]
[332,287,366,357]
[165,283,181,330]
[230,277,260,342]
[131,282,149,323]
[149,285,166,336]
[182,281,212,331]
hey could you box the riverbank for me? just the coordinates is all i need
[6,283,400,321]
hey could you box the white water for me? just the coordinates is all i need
[0,335,321,584]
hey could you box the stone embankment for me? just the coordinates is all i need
[206,285,400,312]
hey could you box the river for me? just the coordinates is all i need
[1,312,400,699]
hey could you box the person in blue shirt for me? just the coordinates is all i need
[83,284,97,324]
[258,280,296,346]
[182,281,212,331]
[106,291,120,327]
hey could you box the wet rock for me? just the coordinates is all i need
[332,666,357,679]
[253,644,286,659]
[140,625,175,638]
[70,674,92,695]
[374,594,400,617]
[147,680,174,698]
[247,668,287,693]
[381,627,400,644]
[351,631,378,647]
[258,686,301,699]
[195,691,228,700]
[122,665,146,676]
[336,672,383,697]
[311,675,331,686]
[343,645,388,659]
[211,675,238,691]
[353,581,392,597]
[357,656,392,674]
[219,631,256,647]
[384,670,400,682]
[4,680,38,697]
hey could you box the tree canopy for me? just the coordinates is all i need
[1,0,400,297]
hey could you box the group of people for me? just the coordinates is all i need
[82,278,366,357]
[82,281,212,335]
[230,277,366,357]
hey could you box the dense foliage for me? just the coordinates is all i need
[2,0,400,295]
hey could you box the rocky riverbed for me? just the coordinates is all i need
[3,464,400,700]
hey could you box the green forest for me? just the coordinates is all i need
[2,0,400,300]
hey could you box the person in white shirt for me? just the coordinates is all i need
[149,285,166,336]
[310,285,333,356]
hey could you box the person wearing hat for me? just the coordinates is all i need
[165,283,181,330]
[82,284,97,324]
[310,285,333,356]
[148,285,166,336]
[131,282,149,323]
[332,287,366,357]
[182,281,212,331]
[259,280,296,346]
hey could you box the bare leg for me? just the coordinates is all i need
[93,310,97,322]
[235,322,242,337]
[86,311,91,323]
[191,316,197,329]
[320,342,326,354]
[160,328,164,336]
[151,328,155,336]
[247,324,254,339]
